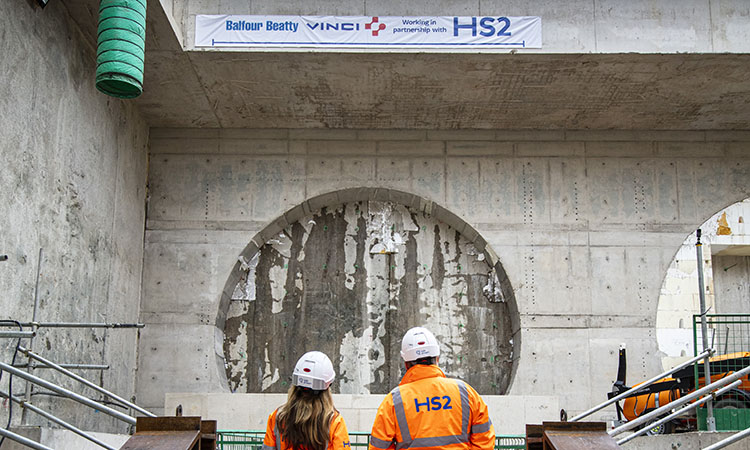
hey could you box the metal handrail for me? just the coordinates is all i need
[0,331,35,339]
[0,427,54,450]
[0,361,137,425]
[703,426,750,450]
[570,348,715,422]
[18,346,154,417]
[0,389,116,450]
[15,322,145,329]
[616,379,742,445]
[609,364,750,437]
[13,363,110,370]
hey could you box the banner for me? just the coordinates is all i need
[195,15,541,50]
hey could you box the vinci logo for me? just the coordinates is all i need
[307,20,360,31]
[365,17,386,36]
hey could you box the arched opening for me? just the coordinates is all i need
[656,197,750,369]
[216,188,519,395]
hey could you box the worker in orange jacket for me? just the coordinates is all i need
[369,327,495,450]
[263,351,351,450]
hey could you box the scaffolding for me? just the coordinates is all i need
[0,248,154,449]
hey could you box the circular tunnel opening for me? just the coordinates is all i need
[656,197,750,369]
[218,189,519,395]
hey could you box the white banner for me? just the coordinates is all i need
[195,15,541,50]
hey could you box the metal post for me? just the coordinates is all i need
[616,380,742,445]
[22,248,43,425]
[702,426,750,450]
[0,361,137,425]
[0,390,117,450]
[570,349,714,422]
[696,229,716,432]
[18,346,154,417]
[0,427,54,450]
[609,364,750,437]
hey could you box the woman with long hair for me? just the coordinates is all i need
[263,351,351,450]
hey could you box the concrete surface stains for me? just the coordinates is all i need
[717,211,732,235]
[223,201,513,395]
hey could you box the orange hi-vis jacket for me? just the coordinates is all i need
[369,364,495,450]
[263,407,351,450]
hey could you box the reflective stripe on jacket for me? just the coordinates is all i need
[369,364,495,450]
[263,407,351,450]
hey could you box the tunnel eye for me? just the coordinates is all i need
[222,197,517,395]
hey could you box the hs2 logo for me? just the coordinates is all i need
[414,396,453,412]
[453,17,512,37]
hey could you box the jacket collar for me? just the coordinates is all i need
[399,364,446,386]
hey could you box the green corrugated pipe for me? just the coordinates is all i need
[96,0,147,98]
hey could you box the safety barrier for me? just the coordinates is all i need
[0,315,149,449]
[694,314,750,431]
[216,430,526,449]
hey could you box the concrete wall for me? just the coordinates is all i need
[2,427,129,450]
[139,128,750,422]
[713,200,750,315]
[715,255,750,314]
[1,0,148,434]
[171,0,750,53]
[165,392,558,434]
[628,432,750,450]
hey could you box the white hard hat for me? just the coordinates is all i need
[292,351,335,391]
[401,327,440,362]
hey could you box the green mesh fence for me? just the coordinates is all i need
[693,314,750,431]
[216,431,526,450]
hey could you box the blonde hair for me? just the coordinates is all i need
[276,386,336,450]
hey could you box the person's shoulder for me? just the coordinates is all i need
[372,387,397,408]
[443,376,466,385]
[266,407,279,428]
[330,411,350,428]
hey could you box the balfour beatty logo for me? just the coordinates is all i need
[225,20,299,32]
[416,349,430,356]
